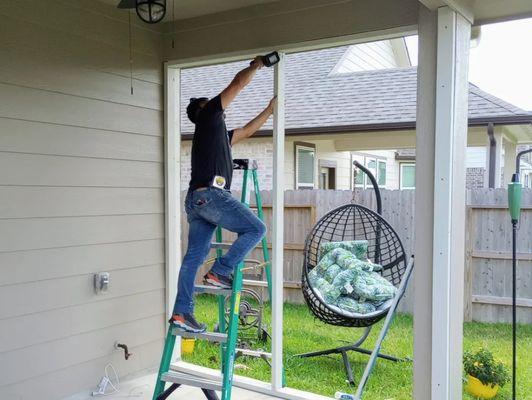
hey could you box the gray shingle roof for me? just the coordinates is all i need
[181,46,531,135]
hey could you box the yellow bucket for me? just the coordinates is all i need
[181,338,196,355]
[465,375,500,399]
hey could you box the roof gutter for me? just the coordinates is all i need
[487,122,496,188]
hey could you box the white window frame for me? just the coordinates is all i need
[377,159,387,187]
[400,162,416,190]
[295,144,315,189]
[354,155,386,189]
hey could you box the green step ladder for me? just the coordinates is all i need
[152,159,276,400]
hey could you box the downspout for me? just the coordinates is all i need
[487,122,496,188]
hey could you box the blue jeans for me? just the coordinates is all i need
[173,187,267,315]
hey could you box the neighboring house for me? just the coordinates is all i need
[180,43,532,192]
[353,145,518,190]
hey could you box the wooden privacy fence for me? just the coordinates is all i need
[464,189,532,324]
[179,188,531,323]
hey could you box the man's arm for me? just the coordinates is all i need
[220,56,264,110]
[231,96,276,146]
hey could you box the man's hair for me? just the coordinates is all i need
[186,97,208,124]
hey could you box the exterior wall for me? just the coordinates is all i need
[180,133,500,191]
[353,150,400,189]
[466,146,487,168]
[0,2,165,399]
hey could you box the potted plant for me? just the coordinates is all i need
[464,348,509,399]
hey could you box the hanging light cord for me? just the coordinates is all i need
[172,0,175,49]
[128,10,134,95]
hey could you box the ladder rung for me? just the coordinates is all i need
[194,285,232,296]
[172,329,228,343]
[211,242,232,250]
[161,371,222,391]
[236,348,272,358]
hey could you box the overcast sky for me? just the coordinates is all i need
[405,17,532,111]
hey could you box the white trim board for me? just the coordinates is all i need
[171,361,333,400]
[430,6,471,399]
[165,26,417,69]
[164,63,181,357]
[271,52,286,390]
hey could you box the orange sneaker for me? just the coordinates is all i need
[170,313,206,333]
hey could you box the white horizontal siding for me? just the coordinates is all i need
[0,153,163,187]
[0,118,162,162]
[3,0,163,58]
[332,40,399,74]
[0,314,164,387]
[0,339,164,400]
[0,6,162,83]
[0,214,164,253]
[0,239,164,287]
[0,0,166,398]
[466,146,487,168]
[0,84,162,136]
[0,187,163,219]
[0,47,162,110]
[0,289,165,353]
[0,264,164,320]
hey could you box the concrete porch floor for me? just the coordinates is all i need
[67,371,280,400]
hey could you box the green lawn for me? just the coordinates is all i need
[183,295,532,399]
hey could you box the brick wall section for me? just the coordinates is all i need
[466,167,485,189]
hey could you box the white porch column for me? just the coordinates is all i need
[271,52,285,390]
[503,137,517,186]
[164,64,181,356]
[414,5,471,400]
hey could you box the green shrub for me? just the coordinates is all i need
[464,348,510,388]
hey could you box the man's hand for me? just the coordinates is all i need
[250,56,265,69]
[231,97,277,146]
[267,96,277,114]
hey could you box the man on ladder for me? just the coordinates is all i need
[172,56,277,333]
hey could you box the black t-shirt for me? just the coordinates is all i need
[189,95,234,190]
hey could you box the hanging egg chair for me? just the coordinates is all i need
[301,204,407,327]
[298,161,412,387]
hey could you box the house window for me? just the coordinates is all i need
[365,158,377,187]
[295,144,315,189]
[354,155,387,189]
[400,163,416,190]
[354,167,364,186]
[378,160,387,187]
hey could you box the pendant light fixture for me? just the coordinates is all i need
[118,0,167,24]
[136,0,166,24]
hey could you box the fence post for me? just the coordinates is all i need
[464,203,474,322]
